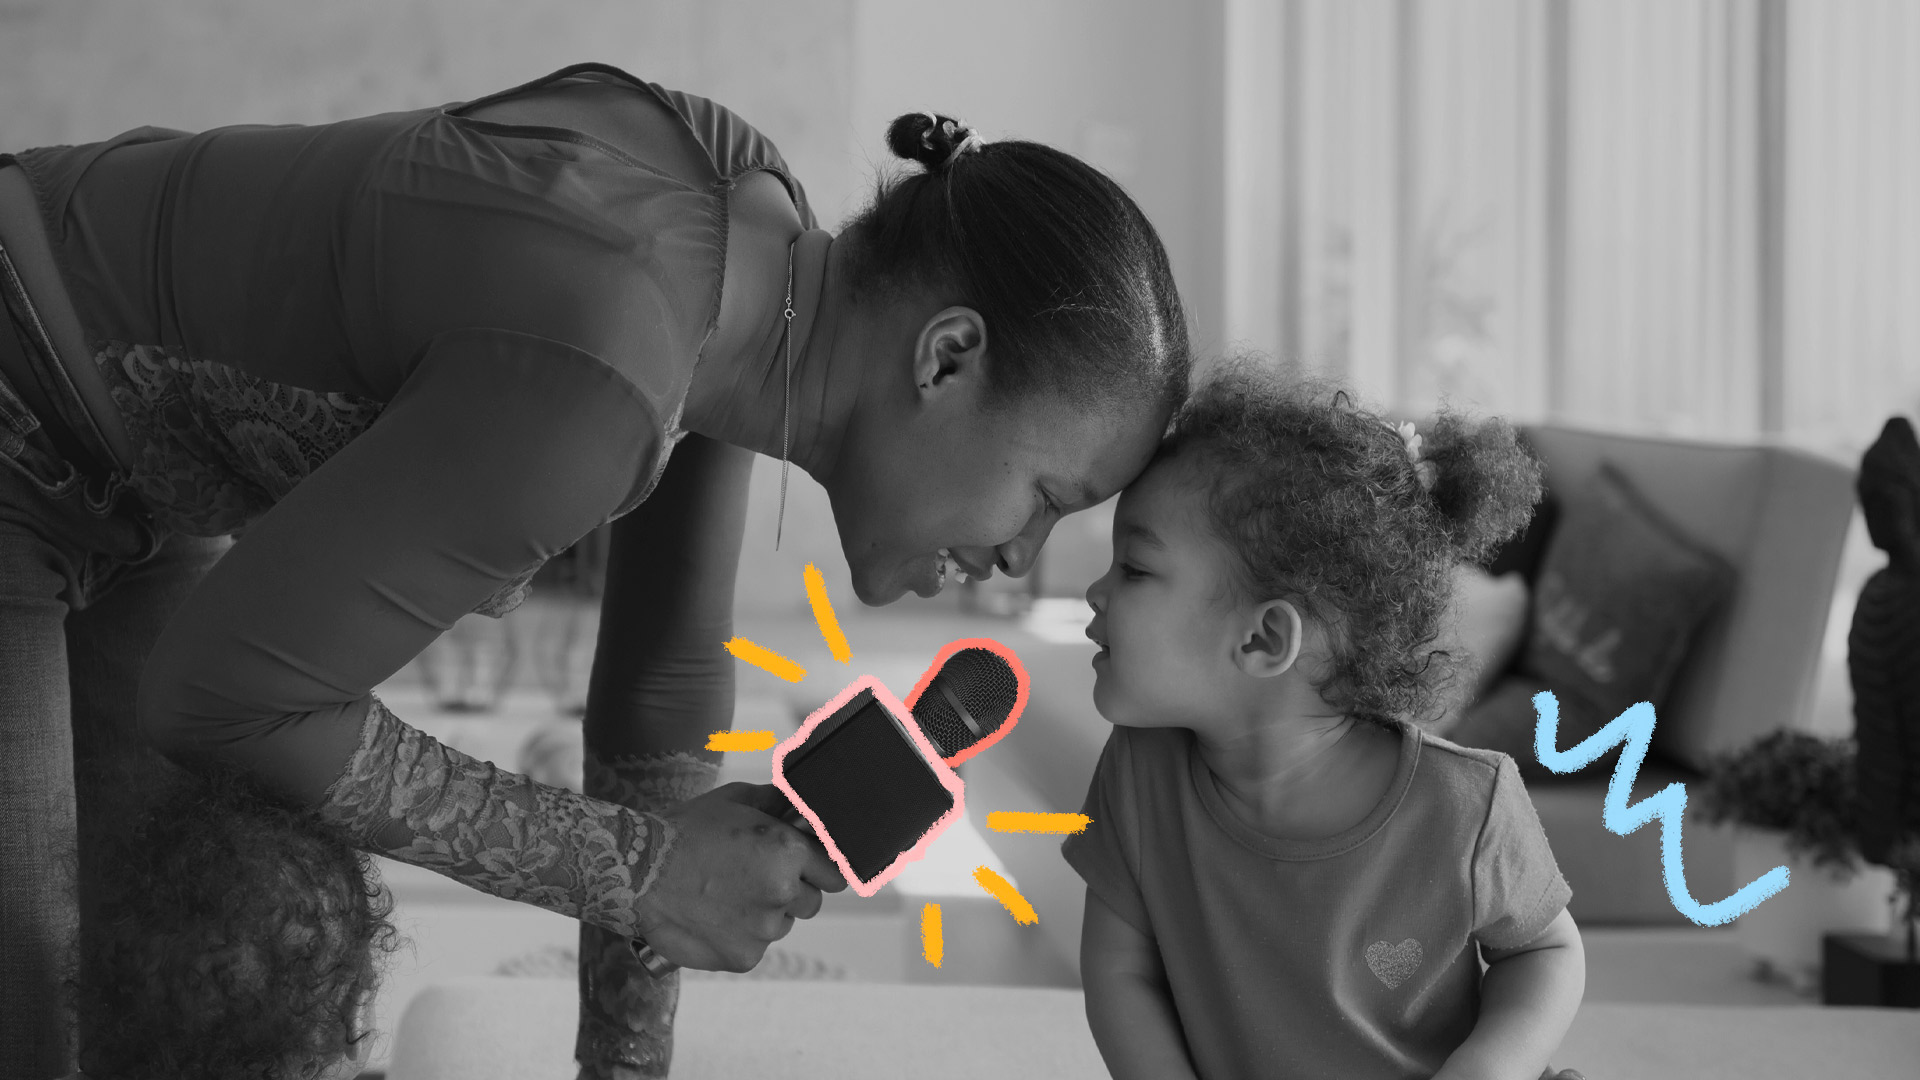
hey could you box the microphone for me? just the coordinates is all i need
[629,638,1028,977]
[905,644,1026,766]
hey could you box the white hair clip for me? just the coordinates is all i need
[920,112,986,168]
[1396,421,1438,492]
[944,127,986,167]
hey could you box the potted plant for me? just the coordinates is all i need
[1695,731,1897,995]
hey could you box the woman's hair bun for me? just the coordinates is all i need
[885,111,978,171]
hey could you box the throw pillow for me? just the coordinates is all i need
[1517,463,1736,747]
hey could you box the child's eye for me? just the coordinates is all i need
[1119,563,1147,580]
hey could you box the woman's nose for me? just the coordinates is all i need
[1001,505,1066,579]
[996,539,1038,579]
[995,524,1050,579]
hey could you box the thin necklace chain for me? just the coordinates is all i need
[776,241,796,549]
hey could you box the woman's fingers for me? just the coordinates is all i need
[725,782,846,892]
[709,780,794,817]
[637,784,849,971]
[786,881,825,922]
[795,834,848,893]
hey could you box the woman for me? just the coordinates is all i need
[0,62,1189,1078]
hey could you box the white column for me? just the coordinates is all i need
[1782,0,1920,458]
[1402,0,1554,422]
[1342,0,1410,408]
[1557,0,1764,438]
[1224,0,1288,360]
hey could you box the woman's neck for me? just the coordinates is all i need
[680,228,854,483]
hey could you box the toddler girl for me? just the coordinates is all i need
[1063,361,1584,1080]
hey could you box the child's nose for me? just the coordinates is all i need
[1084,575,1107,613]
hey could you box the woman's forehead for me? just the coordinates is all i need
[1025,397,1165,492]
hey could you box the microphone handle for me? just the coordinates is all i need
[630,803,810,977]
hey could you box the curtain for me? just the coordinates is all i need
[1226,0,1919,459]
[1782,0,1920,457]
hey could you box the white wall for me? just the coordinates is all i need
[0,0,859,214]
[851,0,1226,352]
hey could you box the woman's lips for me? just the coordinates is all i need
[911,549,961,598]
[941,548,994,584]
[912,551,945,597]
[912,549,993,598]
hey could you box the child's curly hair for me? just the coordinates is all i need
[72,755,400,1080]
[1161,358,1542,724]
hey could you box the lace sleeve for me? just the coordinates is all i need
[314,694,674,939]
[577,750,721,1079]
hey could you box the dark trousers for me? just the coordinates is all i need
[0,295,228,1078]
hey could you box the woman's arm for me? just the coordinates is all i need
[1080,888,1202,1080]
[137,329,839,970]
[1434,908,1585,1080]
[573,433,762,1076]
[584,432,754,766]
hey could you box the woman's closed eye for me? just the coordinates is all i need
[1037,488,1063,521]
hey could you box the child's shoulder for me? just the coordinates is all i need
[1416,725,1513,770]
[1405,724,1528,817]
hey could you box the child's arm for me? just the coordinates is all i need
[1434,908,1585,1080]
[1080,888,1203,1080]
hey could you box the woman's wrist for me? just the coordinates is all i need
[574,748,724,1078]
[314,694,676,939]
[584,748,722,813]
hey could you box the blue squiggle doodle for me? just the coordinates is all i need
[1531,690,1790,926]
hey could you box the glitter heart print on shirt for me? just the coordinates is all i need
[1364,939,1423,989]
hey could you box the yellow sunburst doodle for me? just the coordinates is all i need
[986,811,1092,835]
[705,730,777,752]
[922,903,944,967]
[722,637,806,682]
[972,866,1038,925]
[720,568,1050,966]
[804,563,851,664]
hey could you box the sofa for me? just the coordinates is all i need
[1468,425,1856,923]
[959,423,1858,986]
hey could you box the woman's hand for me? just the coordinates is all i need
[631,782,847,972]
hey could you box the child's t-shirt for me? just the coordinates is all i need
[1062,720,1571,1080]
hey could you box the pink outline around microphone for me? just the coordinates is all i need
[768,638,1031,897]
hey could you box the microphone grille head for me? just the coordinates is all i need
[913,647,1021,759]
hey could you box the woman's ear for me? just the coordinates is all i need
[1235,598,1304,678]
[912,305,988,395]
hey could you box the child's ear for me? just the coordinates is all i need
[1235,599,1304,678]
